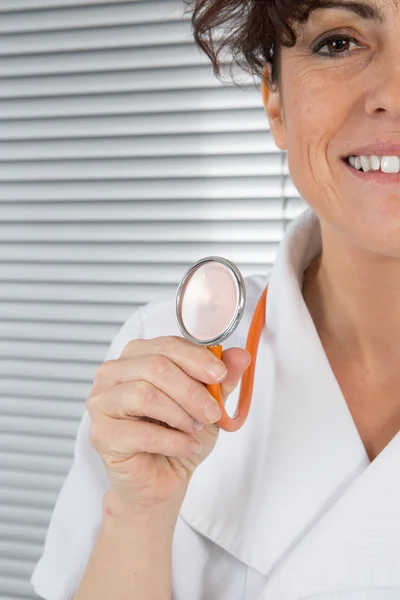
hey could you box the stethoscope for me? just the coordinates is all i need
[176,257,268,433]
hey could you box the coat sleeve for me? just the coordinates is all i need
[30,307,145,600]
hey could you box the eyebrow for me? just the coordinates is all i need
[305,1,386,24]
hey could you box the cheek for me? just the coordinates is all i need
[286,79,339,150]
[284,62,349,153]
[282,71,348,201]
[285,109,332,201]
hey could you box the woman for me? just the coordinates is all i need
[31,0,400,598]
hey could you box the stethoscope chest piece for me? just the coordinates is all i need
[176,256,246,347]
[176,256,267,432]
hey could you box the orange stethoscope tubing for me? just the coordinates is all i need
[206,284,269,432]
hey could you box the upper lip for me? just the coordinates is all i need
[342,142,400,158]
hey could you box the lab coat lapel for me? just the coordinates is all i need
[179,206,371,578]
[258,429,400,599]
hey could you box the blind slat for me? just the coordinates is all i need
[1,282,176,303]
[0,21,191,55]
[0,65,236,98]
[0,487,58,509]
[0,2,185,33]
[0,544,42,562]
[0,177,285,200]
[0,433,75,456]
[0,301,140,324]
[0,415,80,438]
[0,470,67,492]
[0,575,39,596]
[0,242,280,263]
[0,523,45,545]
[0,44,206,78]
[0,0,168,13]
[1,378,93,401]
[0,154,281,181]
[0,132,274,159]
[0,220,281,242]
[0,109,268,139]
[0,396,85,419]
[0,358,97,382]
[0,199,281,221]
[0,452,73,475]
[0,558,36,580]
[0,263,269,287]
[1,340,108,363]
[0,320,118,343]
[0,87,263,119]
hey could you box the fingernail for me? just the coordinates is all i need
[192,419,204,432]
[204,400,222,422]
[190,440,203,454]
[205,363,227,381]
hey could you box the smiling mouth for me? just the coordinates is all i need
[342,155,400,173]
[341,157,400,184]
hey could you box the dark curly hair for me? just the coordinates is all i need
[183,0,335,90]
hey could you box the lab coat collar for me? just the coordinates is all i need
[179,205,384,580]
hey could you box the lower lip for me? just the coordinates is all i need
[342,158,400,185]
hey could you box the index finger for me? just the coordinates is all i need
[120,335,228,384]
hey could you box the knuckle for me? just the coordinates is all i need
[170,434,185,456]
[89,421,102,450]
[126,338,139,350]
[178,411,193,431]
[153,335,186,354]
[135,380,160,409]
[147,354,172,378]
[153,335,179,355]
[123,338,141,355]
[94,359,114,382]
[184,379,204,405]
[85,394,96,413]
[137,423,157,449]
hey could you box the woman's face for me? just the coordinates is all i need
[262,0,400,258]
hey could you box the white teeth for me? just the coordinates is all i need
[370,155,381,171]
[349,156,356,168]
[347,154,400,173]
[382,156,400,173]
[360,156,371,172]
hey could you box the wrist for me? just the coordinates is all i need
[102,488,183,532]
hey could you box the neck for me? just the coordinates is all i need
[302,217,400,378]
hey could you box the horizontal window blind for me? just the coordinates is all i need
[0,0,306,597]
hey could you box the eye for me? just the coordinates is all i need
[311,34,361,58]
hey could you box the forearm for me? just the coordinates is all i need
[74,491,179,600]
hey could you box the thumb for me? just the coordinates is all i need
[220,347,251,402]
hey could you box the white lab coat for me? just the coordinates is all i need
[30,206,400,600]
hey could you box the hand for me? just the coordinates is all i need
[86,335,251,514]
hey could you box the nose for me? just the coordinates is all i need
[365,41,400,119]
